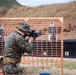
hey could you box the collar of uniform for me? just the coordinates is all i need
[16,30,24,36]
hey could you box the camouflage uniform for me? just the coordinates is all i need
[2,22,34,75]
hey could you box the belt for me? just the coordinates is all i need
[3,57,21,65]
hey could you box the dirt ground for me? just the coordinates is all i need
[0,57,76,75]
[20,58,76,75]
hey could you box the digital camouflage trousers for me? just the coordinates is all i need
[2,64,22,75]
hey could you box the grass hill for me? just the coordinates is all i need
[0,0,21,16]
[0,1,76,39]
[0,0,21,8]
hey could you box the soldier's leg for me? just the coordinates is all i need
[2,64,22,75]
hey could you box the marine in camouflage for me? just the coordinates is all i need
[2,22,34,75]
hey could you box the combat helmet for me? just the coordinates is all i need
[18,22,30,32]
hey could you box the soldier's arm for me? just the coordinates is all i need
[16,36,34,53]
[25,37,34,53]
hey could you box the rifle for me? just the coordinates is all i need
[24,28,47,39]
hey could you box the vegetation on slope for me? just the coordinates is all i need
[0,1,76,39]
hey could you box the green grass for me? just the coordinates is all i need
[63,61,76,69]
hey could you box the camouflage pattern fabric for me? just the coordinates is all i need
[2,30,34,75]
[2,64,22,75]
[4,31,34,61]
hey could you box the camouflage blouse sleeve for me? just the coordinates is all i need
[16,36,34,53]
